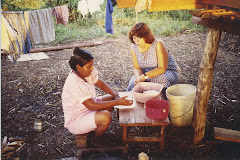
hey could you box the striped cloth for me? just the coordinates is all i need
[1,14,20,58]
[126,38,181,91]
[2,11,32,62]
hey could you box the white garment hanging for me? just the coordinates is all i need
[78,0,89,17]
[98,0,104,5]
[87,0,101,15]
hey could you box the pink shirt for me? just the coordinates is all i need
[62,67,99,127]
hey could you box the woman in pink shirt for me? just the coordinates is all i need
[62,47,132,147]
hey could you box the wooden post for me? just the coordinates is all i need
[193,28,221,143]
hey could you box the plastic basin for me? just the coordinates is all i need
[132,82,164,103]
[145,99,169,119]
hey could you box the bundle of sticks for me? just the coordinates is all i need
[1,136,28,159]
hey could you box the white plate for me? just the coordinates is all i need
[114,92,136,109]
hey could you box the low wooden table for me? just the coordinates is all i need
[118,92,170,155]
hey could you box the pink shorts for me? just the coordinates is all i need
[66,97,102,135]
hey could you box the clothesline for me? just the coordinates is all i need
[1,1,114,62]
[1,11,23,13]
[1,4,69,62]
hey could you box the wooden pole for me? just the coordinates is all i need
[193,28,221,143]
[29,40,119,53]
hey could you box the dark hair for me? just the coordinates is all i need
[128,22,155,44]
[69,48,93,71]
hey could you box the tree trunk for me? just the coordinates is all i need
[193,28,221,143]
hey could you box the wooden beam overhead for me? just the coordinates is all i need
[190,9,240,35]
[190,9,240,20]
[201,0,240,10]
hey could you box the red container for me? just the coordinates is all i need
[145,99,169,119]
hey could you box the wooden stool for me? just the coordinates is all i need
[76,134,127,160]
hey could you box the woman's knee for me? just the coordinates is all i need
[95,110,112,126]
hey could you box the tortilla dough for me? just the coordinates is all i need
[143,90,159,95]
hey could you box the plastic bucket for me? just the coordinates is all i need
[166,84,196,126]
[145,99,169,120]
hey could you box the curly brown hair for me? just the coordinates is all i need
[128,22,155,44]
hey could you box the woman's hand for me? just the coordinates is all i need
[135,74,145,85]
[117,96,133,106]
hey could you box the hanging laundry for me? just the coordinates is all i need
[24,8,55,44]
[1,14,21,61]
[98,0,104,5]
[2,11,32,56]
[78,0,89,18]
[135,0,148,13]
[52,4,69,25]
[78,0,102,17]
[87,0,101,15]
[105,0,114,35]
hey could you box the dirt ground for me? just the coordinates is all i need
[1,31,240,160]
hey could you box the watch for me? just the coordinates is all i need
[144,73,148,79]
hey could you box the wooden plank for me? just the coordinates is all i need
[145,113,154,123]
[214,127,240,143]
[119,91,170,125]
[190,9,240,35]
[77,146,125,153]
[189,9,227,17]
[134,102,146,123]
[120,122,169,126]
[116,0,136,8]
[119,101,170,125]
[191,15,240,35]
[30,40,119,53]
[190,9,240,20]
[156,116,170,124]
[127,137,162,142]
[193,28,221,144]
[120,108,135,124]
[148,0,205,12]
[213,11,240,17]
[119,108,133,124]
[201,0,240,9]
[118,92,136,124]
